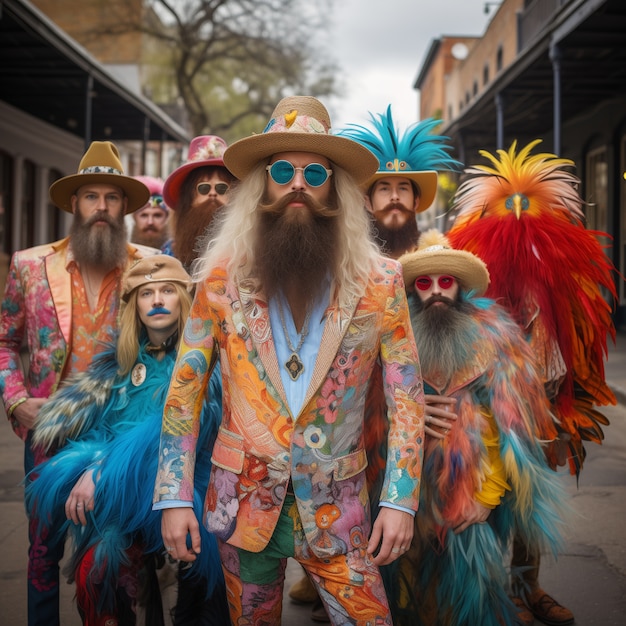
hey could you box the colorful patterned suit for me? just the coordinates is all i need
[154,257,425,623]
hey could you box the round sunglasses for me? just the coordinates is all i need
[196,182,230,196]
[266,160,333,187]
[414,275,457,291]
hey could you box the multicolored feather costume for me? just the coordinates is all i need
[25,340,224,620]
[447,140,618,476]
[384,292,568,626]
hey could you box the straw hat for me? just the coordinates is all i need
[223,95,378,185]
[339,106,460,212]
[49,141,150,213]
[122,255,191,302]
[399,229,490,295]
[163,135,229,209]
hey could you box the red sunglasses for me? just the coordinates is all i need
[414,275,456,291]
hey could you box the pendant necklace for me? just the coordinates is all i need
[277,300,312,381]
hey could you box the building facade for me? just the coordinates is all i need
[415,0,626,327]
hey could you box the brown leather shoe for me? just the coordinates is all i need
[311,598,330,623]
[526,589,574,625]
[512,596,534,625]
[288,574,319,604]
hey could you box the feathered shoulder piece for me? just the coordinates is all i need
[339,105,460,174]
[33,346,119,452]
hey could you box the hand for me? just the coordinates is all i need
[161,507,201,562]
[424,394,457,439]
[453,501,491,534]
[12,398,47,430]
[65,469,96,526]
[367,507,414,566]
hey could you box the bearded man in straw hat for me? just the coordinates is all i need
[153,95,425,625]
[0,141,154,626]
[383,230,567,626]
[340,106,460,260]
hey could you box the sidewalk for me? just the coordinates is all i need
[1,333,625,624]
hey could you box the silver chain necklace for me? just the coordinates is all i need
[277,299,312,381]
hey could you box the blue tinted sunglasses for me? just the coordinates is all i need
[266,160,333,187]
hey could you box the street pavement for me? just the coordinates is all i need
[1,333,625,624]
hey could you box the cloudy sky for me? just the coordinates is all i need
[326,0,495,129]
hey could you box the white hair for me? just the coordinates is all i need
[192,161,383,307]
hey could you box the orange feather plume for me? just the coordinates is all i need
[447,140,618,476]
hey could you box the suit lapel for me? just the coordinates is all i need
[300,296,358,414]
[237,278,289,409]
[46,240,72,346]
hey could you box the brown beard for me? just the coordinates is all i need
[371,207,419,258]
[254,191,339,311]
[70,210,127,270]
[130,224,169,249]
[174,199,224,268]
[408,292,476,382]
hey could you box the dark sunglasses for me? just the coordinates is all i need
[196,182,230,196]
[414,275,456,291]
[266,160,333,187]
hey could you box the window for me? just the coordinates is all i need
[496,45,503,71]
[21,159,36,249]
[483,63,490,86]
[0,150,13,256]
[48,169,63,242]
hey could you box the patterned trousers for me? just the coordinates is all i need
[217,495,392,625]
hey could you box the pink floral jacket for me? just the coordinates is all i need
[154,258,425,558]
[0,237,149,441]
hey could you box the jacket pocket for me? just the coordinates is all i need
[333,448,368,480]
[211,426,245,473]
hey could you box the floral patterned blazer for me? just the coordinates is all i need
[0,237,151,441]
[154,257,425,558]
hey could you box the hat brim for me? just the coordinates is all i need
[223,133,379,185]
[400,248,490,295]
[367,171,438,213]
[163,157,227,209]
[49,174,150,214]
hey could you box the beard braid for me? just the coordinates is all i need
[371,211,420,258]
[174,199,225,268]
[254,191,339,310]
[70,210,127,270]
[408,292,478,382]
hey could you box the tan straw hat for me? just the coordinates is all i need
[399,229,490,295]
[223,95,378,185]
[49,141,150,213]
[122,255,191,301]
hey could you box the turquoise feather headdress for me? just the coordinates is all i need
[339,106,461,211]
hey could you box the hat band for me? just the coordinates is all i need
[263,112,329,135]
[79,165,124,175]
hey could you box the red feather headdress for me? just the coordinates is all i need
[447,140,618,476]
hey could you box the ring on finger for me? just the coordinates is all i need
[391,547,400,554]
[76,503,83,508]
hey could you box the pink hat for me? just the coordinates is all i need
[133,176,167,212]
[163,135,230,209]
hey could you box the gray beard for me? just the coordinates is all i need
[408,292,477,383]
